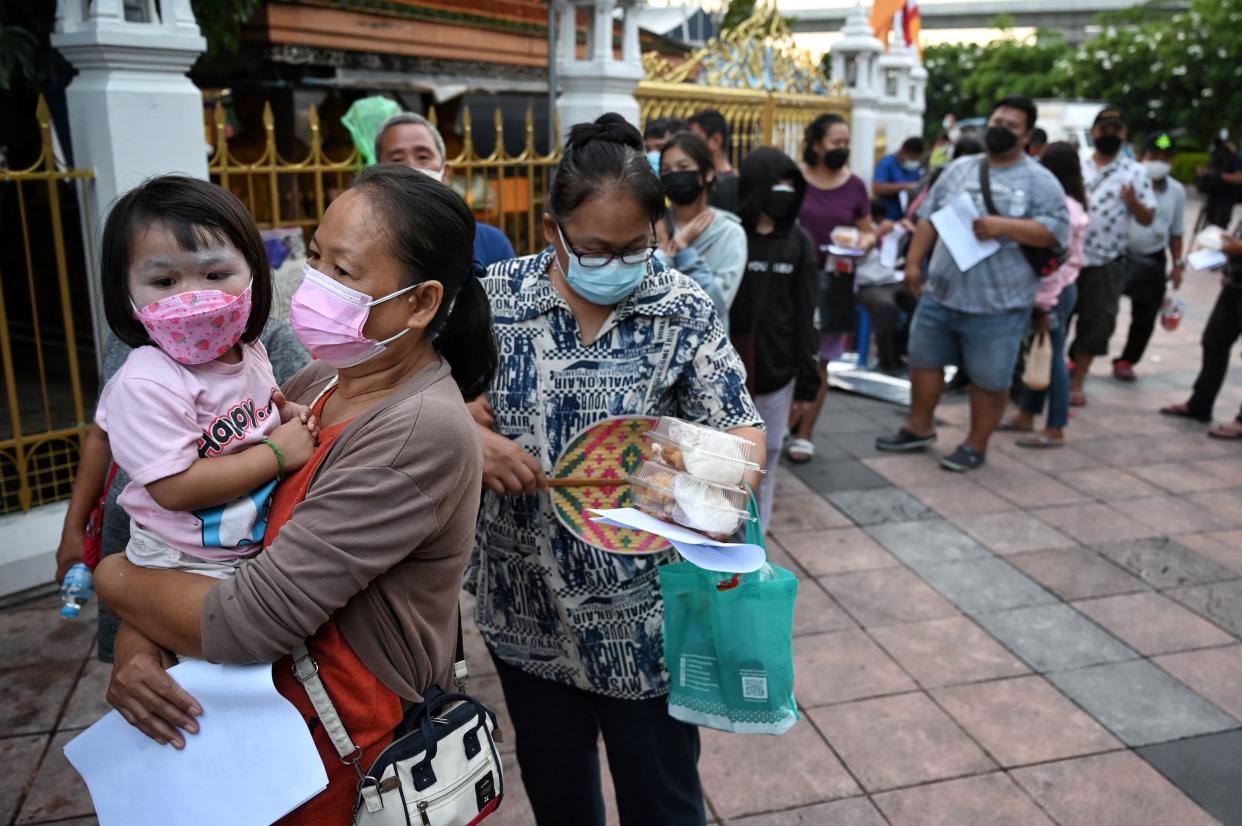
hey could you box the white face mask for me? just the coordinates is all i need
[1143,160,1171,181]
[415,166,444,183]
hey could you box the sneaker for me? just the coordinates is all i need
[876,427,937,452]
[1113,360,1136,382]
[940,444,986,472]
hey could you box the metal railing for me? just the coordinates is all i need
[208,101,560,257]
[0,97,96,514]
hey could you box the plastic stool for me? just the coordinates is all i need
[854,305,872,369]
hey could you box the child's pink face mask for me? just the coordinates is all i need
[131,284,252,365]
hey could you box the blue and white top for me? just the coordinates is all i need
[466,248,763,699]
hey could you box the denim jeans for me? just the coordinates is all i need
[1022,283,1077,429]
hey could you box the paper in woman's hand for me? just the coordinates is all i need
[589,507,766,573]
[64,660,327,826]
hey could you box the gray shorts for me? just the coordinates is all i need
[1072,258,1128,357]
[126,521,249,580]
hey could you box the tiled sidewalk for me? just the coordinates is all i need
[4,257,1242,824]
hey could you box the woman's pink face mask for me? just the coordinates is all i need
[288,265,416,368]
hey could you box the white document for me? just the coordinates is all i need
[1188,249,1229,271]
[898,189,910,214]
[879,225,907,269]
[590,507,766,573]
[930,191,1001,271]
[65,660,328,826]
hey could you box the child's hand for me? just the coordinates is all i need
[272,389,312,426]
[270,418,317,474]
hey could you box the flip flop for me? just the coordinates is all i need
[1207,422,1242,440]
[1069,392,1087,408]
[1016,434,1064,449]
[998,420,1034,433]
[785,437,815,463]
[1160,403,1212,423]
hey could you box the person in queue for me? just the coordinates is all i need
[687,108,740,213]
[874,136,926,221]
[376,111,517,266]
[785,112,875,463]
[92,164,497,822]
[876,95,1070,472]
[467,113,765,826]
[656,130,748,324]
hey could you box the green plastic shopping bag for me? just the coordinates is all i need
[341,96,402,166]
[658,492,800,735]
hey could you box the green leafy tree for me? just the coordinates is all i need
[191,0,261,57]
[922,41,986,138]
[720,0,758,31]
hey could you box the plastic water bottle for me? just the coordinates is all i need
[60,562,93,619]
[1160,297,1184,332]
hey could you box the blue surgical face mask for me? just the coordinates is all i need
[555,224,647,306]
[646,150,661,174]
[903,159,922,172]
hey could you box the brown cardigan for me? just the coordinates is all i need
[201,359,481,701]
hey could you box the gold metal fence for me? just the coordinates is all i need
[208,101,560,257]
[636,82,851,171]
[0,96,96,514]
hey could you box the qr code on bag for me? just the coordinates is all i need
[740,672,768,701]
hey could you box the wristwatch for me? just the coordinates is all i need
[1173,259,1187,269]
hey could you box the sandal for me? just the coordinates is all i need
[1160,403,1212,423]
[785,437,815,463]
[1207,421,1242,440]
[1016,434,1064,449]
[1069,391,1087,408]
[998,419,1034,433]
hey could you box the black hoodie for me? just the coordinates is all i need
[729,148,821,402]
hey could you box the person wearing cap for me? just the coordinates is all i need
[1114,132,1186,381]
[1068,106,1156,406]
[375,112,517,267]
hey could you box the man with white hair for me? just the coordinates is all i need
[375,112,517,266]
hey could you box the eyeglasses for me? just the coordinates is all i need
[556,222,656,269]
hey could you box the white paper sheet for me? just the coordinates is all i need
[930,192,1001,271]
[589,508,766,573]
[64,660,328,826]
[898,189,910,214]
[1188,249,1229,271]
[879,225,907,269]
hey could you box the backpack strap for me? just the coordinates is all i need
[978,158,1000,216]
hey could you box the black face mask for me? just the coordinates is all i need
[823,147,850,170]
[1095,134,1123,157]
[985,126,1019,155]
[661,170,705,206]
[764,188,798,222]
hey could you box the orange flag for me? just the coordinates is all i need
[870,0,905,49]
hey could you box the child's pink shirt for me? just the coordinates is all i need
[96,341,281,560]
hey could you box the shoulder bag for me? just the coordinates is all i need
[82,463,120,570]
[293,608,503,826]
[978,160,1065,278]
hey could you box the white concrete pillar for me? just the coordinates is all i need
[52,0,208,234]
[876,42,915,151]
[555,0,645,141]
[830,3,883,186]
[908,54,928,143]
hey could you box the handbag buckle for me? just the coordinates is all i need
[341,746,365,782]
[291,651,319,683]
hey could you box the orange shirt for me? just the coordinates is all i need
[268,394,403,824]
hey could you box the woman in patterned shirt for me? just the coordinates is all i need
[467,113,765,826]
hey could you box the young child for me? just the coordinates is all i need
[95,175,317,579]
[854,199,916,374]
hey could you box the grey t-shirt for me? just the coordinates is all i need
[917,154,1071,314]
[95,318,309,661]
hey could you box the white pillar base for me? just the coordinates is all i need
[0,503,67,598]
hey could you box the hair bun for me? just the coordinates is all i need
[566,113,643,154]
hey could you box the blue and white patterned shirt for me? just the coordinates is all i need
[465,249,763,699]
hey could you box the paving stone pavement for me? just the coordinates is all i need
[4,217,1242,824]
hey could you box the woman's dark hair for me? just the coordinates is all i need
[549,113,665,223]
[660,131,715,187]
[101,175,272,349]
[802,113,848,167]
[1041,141,1088,208]
[350,164,497,400]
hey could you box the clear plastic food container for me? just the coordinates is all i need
[629,461,752,535]
[648,417,761,486]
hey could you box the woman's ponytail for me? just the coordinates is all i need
[435,267,497,401]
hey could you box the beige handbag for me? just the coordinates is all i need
[1023,330,1053,391]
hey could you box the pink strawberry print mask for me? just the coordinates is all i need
[131,282,252,365]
